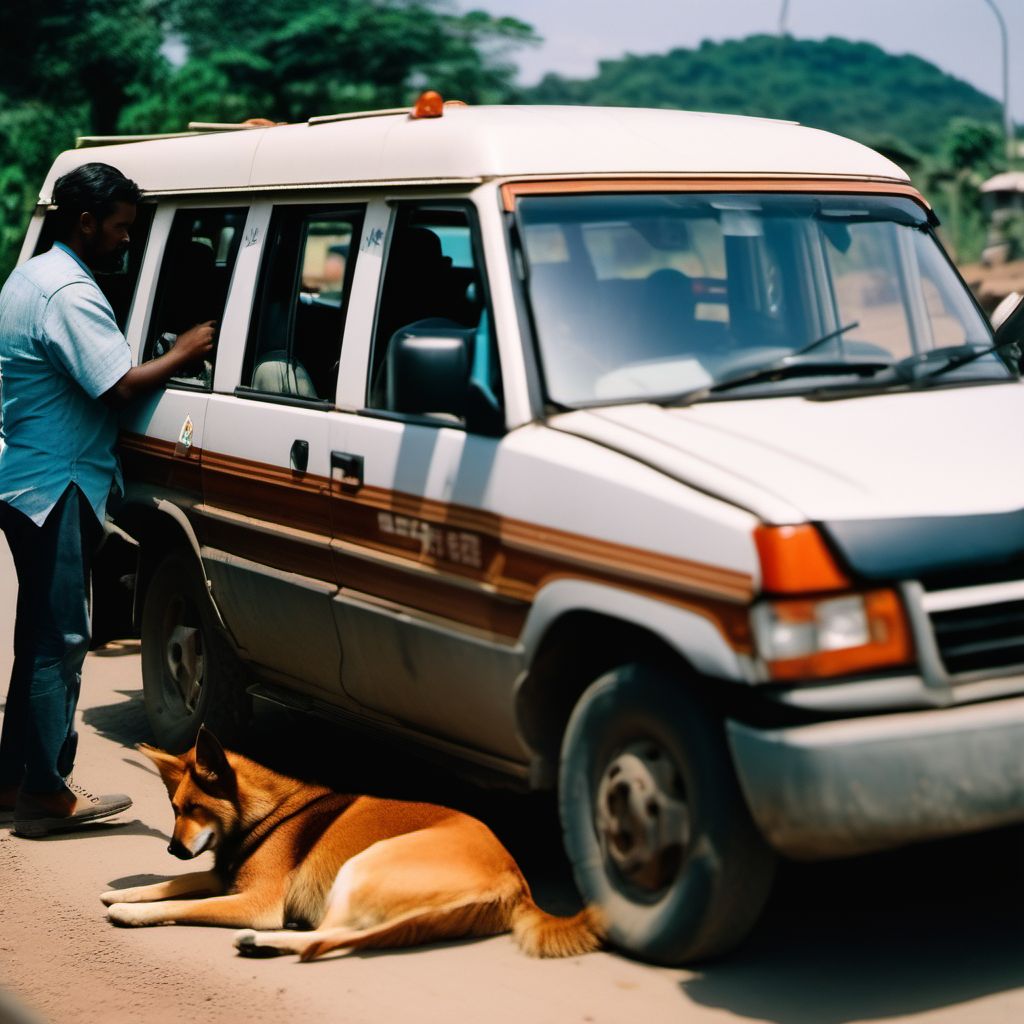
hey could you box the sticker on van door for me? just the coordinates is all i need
[174,414,194,457]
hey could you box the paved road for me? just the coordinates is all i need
[2,541,1024,1024]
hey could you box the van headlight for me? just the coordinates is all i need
[751,589,913,681]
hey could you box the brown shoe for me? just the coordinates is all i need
[14,779,132,838]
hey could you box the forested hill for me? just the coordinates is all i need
[524,35,1002,158]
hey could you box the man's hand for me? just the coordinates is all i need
[175,320,216,363]
[102,321,217,409]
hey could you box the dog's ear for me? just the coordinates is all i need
[194,726,235,795]
[137,743,185,800]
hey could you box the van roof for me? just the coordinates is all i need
[40,104,909,201]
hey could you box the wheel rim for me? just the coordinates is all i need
[594,739,690,896]
[161,595,205,715]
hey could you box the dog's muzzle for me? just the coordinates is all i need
[168,837,193,859]
[168,828,215,859]
[189,827,216,856]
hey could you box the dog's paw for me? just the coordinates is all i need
[234,929,283,958]
[107,903,149,927]
[99,890,122,907]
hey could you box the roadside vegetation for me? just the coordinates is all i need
[0,10,1015,279]
[527,35,1017,268]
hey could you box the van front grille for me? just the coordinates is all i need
[929,599,1024,676]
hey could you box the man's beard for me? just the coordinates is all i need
[84,236,127,274]
[92,246,128,276]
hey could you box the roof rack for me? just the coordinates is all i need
[75,97,458,147]
[76,119,280,149]
[187,120,280,131]
[76,131,203,149]
[308,106,410,127]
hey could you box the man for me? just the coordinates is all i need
[0,162,215,837]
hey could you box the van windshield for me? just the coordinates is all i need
[516,192,1010,407]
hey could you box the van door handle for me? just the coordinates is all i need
[331,450,364,492]
[290,439,309,473]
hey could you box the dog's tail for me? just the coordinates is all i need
[510,897,606,958]
[296,889,605,962]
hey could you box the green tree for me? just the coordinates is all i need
[0,1,168,279]
[120,0,537,131]
[0,0,537,279]
[942,118,1002,175]
[0,0,165,133]
[527,35,1005,159]
[928,118,1006,263]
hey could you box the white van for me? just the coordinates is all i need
[21,100,1024,964]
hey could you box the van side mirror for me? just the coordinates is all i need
[386,319,504,435]
[991,291,1022,334]
[992,292,1024,371]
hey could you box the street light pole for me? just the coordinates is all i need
[981,0,1015,163]
[778,0,790,36]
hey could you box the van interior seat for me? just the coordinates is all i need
[251,350,319,398]
[614,268,730,362]
[165,240,223,332]
[376,227,454,344]
[293,295,343,398]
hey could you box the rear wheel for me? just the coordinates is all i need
[141,549,251,752]
[558,663,776,964]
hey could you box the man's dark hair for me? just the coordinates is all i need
[51,163,142,240]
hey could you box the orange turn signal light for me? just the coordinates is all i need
[754,524,850,594]
[411,91,444,119]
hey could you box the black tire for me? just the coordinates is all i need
[141,549,251,752]
[558,663,776,965]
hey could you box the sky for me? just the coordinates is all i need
[465,0,1023,121]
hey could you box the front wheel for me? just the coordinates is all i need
[141,549,251,752]
[558,664,776,964]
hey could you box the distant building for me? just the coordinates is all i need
[980,171,1024,264]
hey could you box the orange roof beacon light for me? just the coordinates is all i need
[411,91,445,119]
[751,524,913,682]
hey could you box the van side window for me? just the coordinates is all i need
[369,204,501,428]
[242,205,363,402]
[143,207,247,389]
[34,203,155,331]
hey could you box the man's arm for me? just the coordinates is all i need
[102,321,216,408]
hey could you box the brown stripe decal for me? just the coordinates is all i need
[118,432,754,650]
[202,447,332,540]
[119,432,203,496]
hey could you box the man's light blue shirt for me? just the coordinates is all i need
[0,243,131,526]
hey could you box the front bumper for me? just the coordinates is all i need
[727,694,1024,859]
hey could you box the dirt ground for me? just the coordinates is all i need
[961,258,1024,313]
[4,547,1024,1024]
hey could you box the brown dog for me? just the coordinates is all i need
[101,727,604,961]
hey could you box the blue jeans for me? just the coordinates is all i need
[0,484,102,794]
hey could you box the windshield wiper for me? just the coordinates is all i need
[665,321,889,406]
[908,336,1023,384]
[708,321,866,393]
